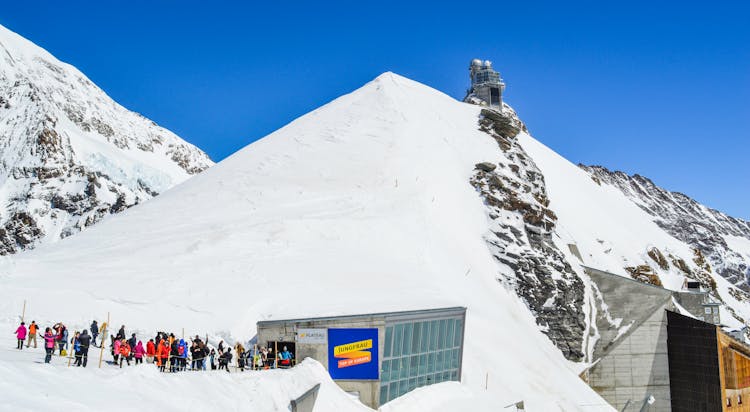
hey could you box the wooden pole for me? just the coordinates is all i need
[98,312,110,368]
[21,300,26,323]
[68,333,75,367]
[274,341,278,369]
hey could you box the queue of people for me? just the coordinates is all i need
[12,320,295,372]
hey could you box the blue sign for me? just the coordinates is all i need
[327,328,379,380]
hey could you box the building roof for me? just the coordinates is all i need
[257,306,466,327]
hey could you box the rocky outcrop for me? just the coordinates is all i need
[580,165,750,291]
[471,105,586,361]
[624,265,663,287]
[0,24,214,254]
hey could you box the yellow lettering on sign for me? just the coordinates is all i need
[333,339,373,356]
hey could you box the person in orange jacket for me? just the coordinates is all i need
[26,321,38,348]
[118,339,131,368]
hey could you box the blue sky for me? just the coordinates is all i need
[1,1,748,218]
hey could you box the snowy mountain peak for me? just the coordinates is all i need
[0,24,213,254]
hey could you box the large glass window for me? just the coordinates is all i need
[384,326,393,357]
[379,314,464,405]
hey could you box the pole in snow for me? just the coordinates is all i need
[98,312,110,369]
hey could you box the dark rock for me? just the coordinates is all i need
[475,162,497,172]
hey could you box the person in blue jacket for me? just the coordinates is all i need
[178,339,189,371]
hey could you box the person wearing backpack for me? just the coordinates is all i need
[177,339,188,371]
[26,321,38,348]
[77,330,91,367]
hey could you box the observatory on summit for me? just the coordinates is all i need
[466,58,505,108]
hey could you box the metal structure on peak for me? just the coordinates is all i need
[466,58,505,108]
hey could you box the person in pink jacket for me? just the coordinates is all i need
[42,328,60,363]
[14,322,27,350]
[113,338,121,364]
[134,341,145,365]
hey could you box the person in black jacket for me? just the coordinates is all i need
[170,340,179,372]
[116,325,125,340]
[127,333,137,360]
[90,321,98,347]
[219,348,232,373]
[77,330,92,367]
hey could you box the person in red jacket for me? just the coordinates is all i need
[158,340,170,372]
[146,339,156,364]
[118,339,131,368]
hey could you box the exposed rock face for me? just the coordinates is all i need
[470,105,585,361]
[580,165,750,291]
[0,24,213,254]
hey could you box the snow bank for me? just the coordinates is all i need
[0,348,370,412]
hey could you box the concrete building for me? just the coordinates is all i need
[467,59,505,108]
[584,266,674,411]
[674,280,722,325]
[256,307,466,409]
[582,266,750,411]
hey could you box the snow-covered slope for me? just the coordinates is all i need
[0,24,213,254]
[518,134,750,340]
[0,73,608,410]
[580,165,750,290]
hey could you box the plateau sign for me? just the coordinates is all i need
[297,328,327,344]
[327,328,379,380]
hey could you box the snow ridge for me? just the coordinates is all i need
[580,165,749,290]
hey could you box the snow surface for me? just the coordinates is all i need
[0,73,611,410]
[0,348,371,412]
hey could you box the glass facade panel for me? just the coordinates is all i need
[418,354,427,375]
[430,320,438,351]
[399,358,409,379]
[381,359,391,381]
[384,326,393,357]
[410,355,418,377]
[447,320,454,349]
[393,324,403,357]
[454,319,463,347]
[411,322,421,354]
[380,313,464,405]
[402,323,412,356]
[440,319,448,349]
